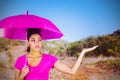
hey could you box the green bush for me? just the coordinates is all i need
[0,38,10,51]
[67,31,120,57]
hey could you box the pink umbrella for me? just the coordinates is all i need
[0,11,63,40]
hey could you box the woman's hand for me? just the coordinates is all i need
[82,45,98,53]
[20,66,29,79]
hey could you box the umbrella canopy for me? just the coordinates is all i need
[0,12,63,40]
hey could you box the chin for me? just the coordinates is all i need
[34,49,41,51]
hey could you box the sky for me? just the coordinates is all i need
[0,0,120,42]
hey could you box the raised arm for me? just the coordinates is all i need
[54,45,98,74]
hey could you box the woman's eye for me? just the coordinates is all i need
[31,40,35,42]
[39,39,42,41]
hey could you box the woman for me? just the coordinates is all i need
[14,28,98,80]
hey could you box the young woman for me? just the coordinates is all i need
[14,28,98,80]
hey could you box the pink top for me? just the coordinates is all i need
[14,53,58,80]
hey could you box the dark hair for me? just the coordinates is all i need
[27,46,30,53]
[26,28,42,53]
[27,28,42,41]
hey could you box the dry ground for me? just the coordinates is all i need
[0,46,120,80]
[49,56,120,80]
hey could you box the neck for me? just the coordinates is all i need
[29,50,42,57]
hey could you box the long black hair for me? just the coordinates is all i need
[26,28,42,52]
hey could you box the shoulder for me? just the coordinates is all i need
[14,54,26,70]
[43,53,58,68]
[15,54,26,62]
[43,53,58,62]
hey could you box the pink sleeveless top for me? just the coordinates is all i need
[14,53,58,80]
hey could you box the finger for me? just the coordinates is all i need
[23,66,27,69]
[24,67,29,72]
[25,68,29,73]
[88,46,98,51]
[23,65,28,70]
[23,67,29,74]
[92,45,98,49]
[95,45,98,47]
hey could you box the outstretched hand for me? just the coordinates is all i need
[82,45,98,53]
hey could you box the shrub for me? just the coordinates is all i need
[95,59,120,71]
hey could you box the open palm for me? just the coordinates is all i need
[82,45,98,53]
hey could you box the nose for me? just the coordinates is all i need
[35,40,40,45]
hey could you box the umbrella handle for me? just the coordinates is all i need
[24,54,27,66]
[26,10,29,15]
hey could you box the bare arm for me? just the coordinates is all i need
[14,66,29,80]
[54,45,98,74]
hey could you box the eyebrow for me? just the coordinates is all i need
[30,37,41,40]
[30,38,35,40]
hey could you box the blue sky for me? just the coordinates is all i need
[0,0,120,42]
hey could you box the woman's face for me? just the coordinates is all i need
[28,34,42,52]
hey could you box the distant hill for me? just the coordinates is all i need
[110,30,120,36]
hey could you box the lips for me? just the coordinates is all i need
[35,46,40,49]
